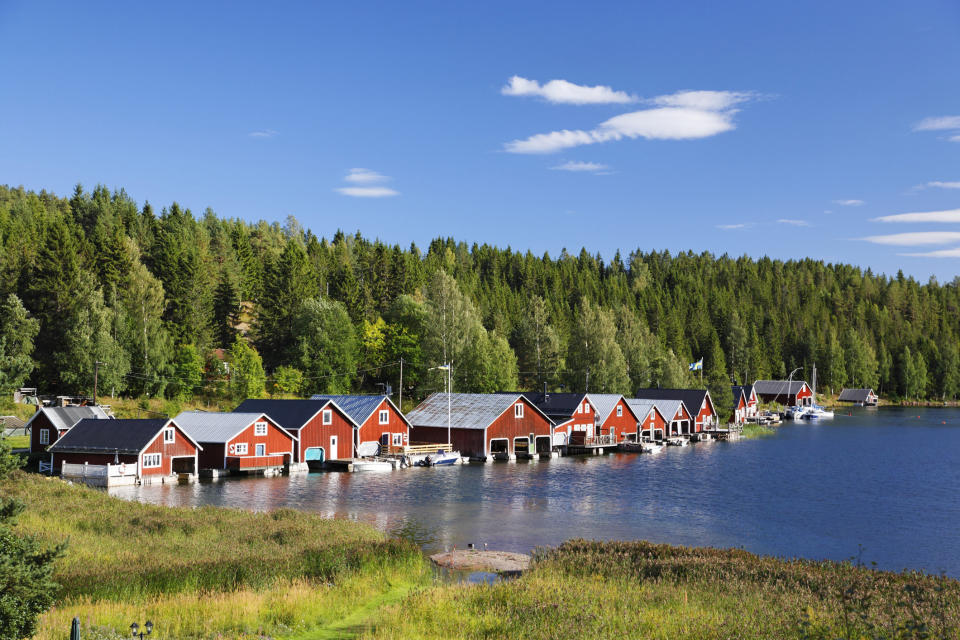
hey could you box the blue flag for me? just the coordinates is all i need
[689,358,703,371]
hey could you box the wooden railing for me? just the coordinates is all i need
[62,461,138,478]
[403,443,453,455]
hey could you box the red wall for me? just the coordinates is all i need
[29,411,57,453]
[566,398,596,434]
[796,385,813,403]
[639,408,667,439]
[412,425,484,458]
[693,397,716,432]
[486,398,552,455]
[358,399,409,446]
[295,404,355,462]
[141,423,199,475]
[603,398,639,442]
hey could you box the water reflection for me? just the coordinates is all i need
[109,407,960,576]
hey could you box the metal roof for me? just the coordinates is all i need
[624,400,658,422]
[634,388,713,416]
[48,418,175,455]
[174,411,293,444]
[519,392,587,420]
[26,405,110,431]
[753,380,809,397]
[407,393,553,430]
[838,388,876,402]
[232,399,357,431]
[633,398,685,422]
[586,393,627,423]
[310,394,411,428]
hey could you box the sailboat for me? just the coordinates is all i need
[802,364,834,419]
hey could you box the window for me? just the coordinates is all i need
[234,442,249,455]
[514,403,524,418]
[39,429,49,445]
[143,453,161,468]
[379,410,389,425]
[163,428,175,443]
[616,406,623,417]
[392,433,403,446]
[583,402,591,413]
[256,443,265,456]
[254,421,268,436]
[322,409,332,425]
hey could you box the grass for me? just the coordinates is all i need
[741,423,776,439]
[3,433,29,448]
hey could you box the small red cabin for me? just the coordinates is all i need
[26,405,111,453]
[233,399,358,464]
[588,394,640,442]
[753,380,814,407]
[626,400,668,441]
[310,395,411,454]
[635,388,717,433]
[175,411,295,471]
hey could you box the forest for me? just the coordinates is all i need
[0,183,957,412]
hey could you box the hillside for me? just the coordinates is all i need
[0,183,957,408]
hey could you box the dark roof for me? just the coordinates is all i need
[519,392,588,421]
[731,385,754,407]
[310,395,411,428]
[48,418,172,455]
[634,388,713,416]
[232,399,357,431]
[753,380,809,397]
[838,388,876,402]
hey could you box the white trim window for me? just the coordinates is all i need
[39,429,50,445]
[322,409,332,425]
[234,442,249,455]
[616,406,623,417]
[514,403,524,418]
[583,402,591,413]
[163,428,175,444]
[392,433,402,446]
[254,421,268,436]
[379,409,389,425]
[142,453,161,468]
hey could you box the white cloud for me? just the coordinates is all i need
[344,168,390,184]
[550,161,610,173]
[951,135,960,143]
[504,88,756,154]
[248,129,278,138]
[501,76,636,105]
[862,231,960,246]
[913,116,960,131]
[778,219,809,227]
[914,181,960,190]
[717,223,749,230]
[647,90,754,111]
[899,247,960,258]
[833,199,865,206]
[872,208,960,224]
[335,186,399,198]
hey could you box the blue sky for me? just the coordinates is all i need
[1,1,959,280]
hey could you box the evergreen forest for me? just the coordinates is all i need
[1,183,958,411]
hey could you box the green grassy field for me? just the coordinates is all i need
[740,423,776,439]
[6,472,960,640]
[3,433,29,448]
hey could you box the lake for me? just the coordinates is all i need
[110,406,960,576]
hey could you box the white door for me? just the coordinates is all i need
[330,436,338,460]
[256,443,265,457]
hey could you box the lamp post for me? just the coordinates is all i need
[130,621,153,640]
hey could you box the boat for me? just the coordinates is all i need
[785,405,809,419]
[642,441,664,454]
[417,449,462,466]
[802,405,834,420]
[666,437,689,447]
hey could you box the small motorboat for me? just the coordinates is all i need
[666,437,689,447]
[802,405,834,419]
[417,449,462,466]
[642,441,664,454]
[785,406,809,419]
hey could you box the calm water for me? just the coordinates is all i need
[111,407,960,575]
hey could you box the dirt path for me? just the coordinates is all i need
[286,578,419,640]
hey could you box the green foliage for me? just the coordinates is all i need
[271,365,304,396]
[168,344,204,400]
[291,298,357,394]
[0,295,39,393]
[564,301,630,394]
[228,337,265,401]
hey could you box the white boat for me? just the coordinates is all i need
[666,437,689,447]
[641,441,664,454]
[802,405,834,419]
[418,449,462,466]
[785,406,809,419]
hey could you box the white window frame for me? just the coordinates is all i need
[616,406,623,417]
[142,453,161,468]
[254,421,268,436]
[234,442,249,455]
[392,433,403,446]
[515,403,524,418]
[255,443,266,457]
[163,428,175,444]
[39,429,49,445]
[583,402,591,413]
[379,409,389,425]
[322,409,332,425]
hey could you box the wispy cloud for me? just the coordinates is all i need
[913,116,960,142]
[505,90,754,154]
[550,161,610,173]
[872,208,960,224]
[716,223,751,230]
[913,116,960,131]
[899,247,960,258]
[862,231,960,246]
[336,168,399,197]
[502,76,636,105]
[344,168,390,184]
[833,199,865,206]
[912,181,960,191]
[248,129,278,138]
[336,186,399,198]
[778,219,809,227]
